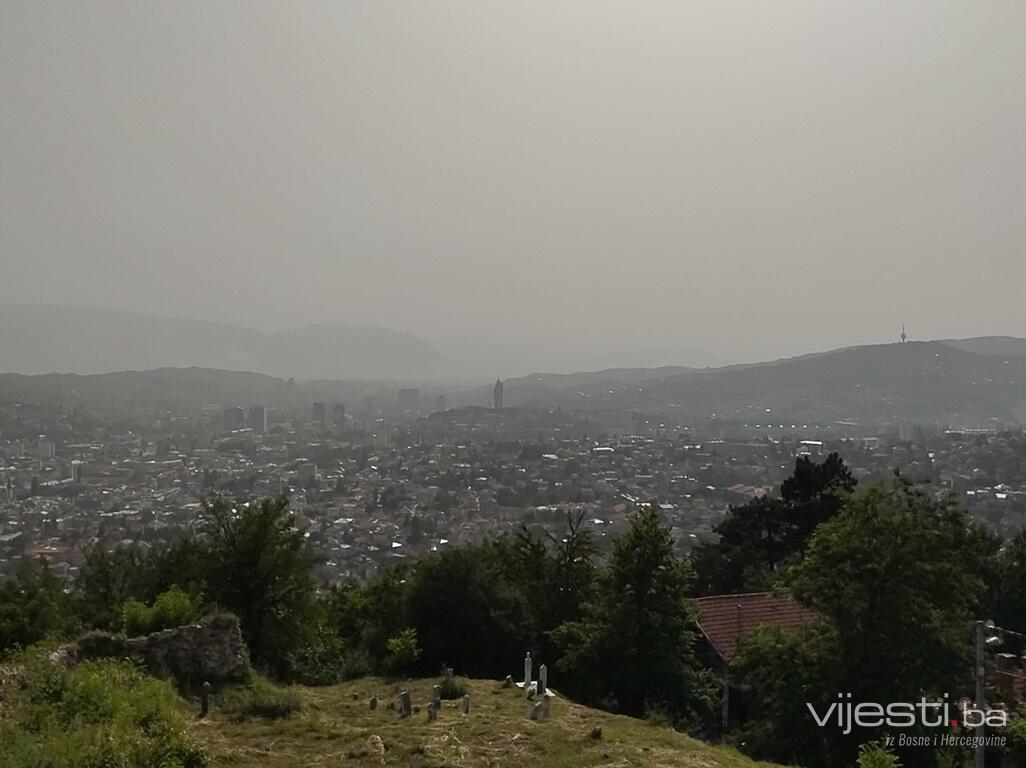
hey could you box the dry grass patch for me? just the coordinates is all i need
[189,676,786,768]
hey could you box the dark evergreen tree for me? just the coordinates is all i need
[405,543,532,677]
[554,505,715,725]
[692,453,856,595]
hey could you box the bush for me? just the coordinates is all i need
[122,585,202,636]
[0,655,208,768]
[1005,712,1026,766]
[217,675,302,721]
[286,617,377,686]
[644,704,674,728]
[338,647,373,681]
[437,675,468,700]
[384,628,422,676]
[856,740,902,768]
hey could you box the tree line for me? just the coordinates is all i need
[5,454,1026,766]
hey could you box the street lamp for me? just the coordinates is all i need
[974,619,999,768]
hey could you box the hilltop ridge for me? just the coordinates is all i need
[0,304,460,382]
[191,675,784,768]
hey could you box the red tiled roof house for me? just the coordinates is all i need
[693,591,820,728]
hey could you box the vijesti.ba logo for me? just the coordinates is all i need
[807,693,1006,736]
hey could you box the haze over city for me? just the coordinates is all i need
[3,1,1024,375]
[5,4,1026,767]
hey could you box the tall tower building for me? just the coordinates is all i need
[493,377,504,410]
[223,407,245,432]
[247,405,268,433]
[312,402,327,429]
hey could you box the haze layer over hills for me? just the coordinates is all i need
[2,308,1025,428]
[0,305,457,381]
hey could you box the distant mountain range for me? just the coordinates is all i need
[452,338,1026,427]
[1,304,1024,428]
[0,304,460,382]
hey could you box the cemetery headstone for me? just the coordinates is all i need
[399,688,412,718]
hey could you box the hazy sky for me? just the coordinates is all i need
[2,1,1024,372]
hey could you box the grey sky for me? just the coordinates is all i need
[2,1,1024,373]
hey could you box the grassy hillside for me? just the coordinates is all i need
[192,676,783,768]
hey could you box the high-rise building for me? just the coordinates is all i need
[223,407,245,431]
[312,402,327,428]
[247,405,268,433]
[297,461,316,485]
[493,377,504,410]
[434,394,447,412]
[37,437,56,460]
[332,402,346,428]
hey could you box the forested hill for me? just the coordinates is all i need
[454,340,1026,426]
[3,337,1026,427]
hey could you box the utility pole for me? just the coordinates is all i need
[975,620,986,768]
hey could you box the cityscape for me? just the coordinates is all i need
[3,364,1026,583]
[2,2,1024,767]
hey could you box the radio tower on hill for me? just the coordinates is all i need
[900,323,908,343]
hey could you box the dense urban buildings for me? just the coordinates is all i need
[3,385,1024,585]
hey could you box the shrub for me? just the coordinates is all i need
[437,675,468,700]
[0,655,208,768]
[217,675,302,721]
[122,585,202,636]
[338,647,373,680]
[644,704,674,728]
[287,620,352,686]
[384,628,422,676]
[857,740,902,768]
[1005,712,1026,766]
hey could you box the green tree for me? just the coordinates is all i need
[990,527,1026,633]
[511,510,597,663]
[76,538,209,630]
[789,479,990,706]
[75,544,154,630]
[384,628,422,675]
[732,622,841,764]
[121,584,203,636]
[692,453,856,595]
[332,567,411,668]
[691,496,784,596]
[286,592,354,685]
[203,497,315,674]
[0,559,77,654]
[405,543,532,677]
[779,452,856,549]
[554,505,715,726]
[735,478,997,768]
